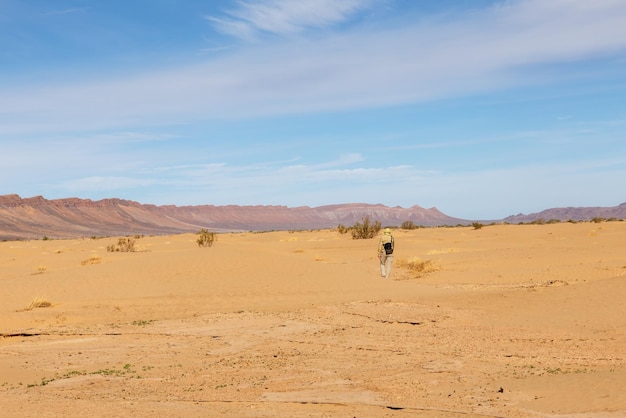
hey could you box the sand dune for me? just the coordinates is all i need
[1,222,625,417]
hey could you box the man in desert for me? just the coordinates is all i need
[378,228,395,278]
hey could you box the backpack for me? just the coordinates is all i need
[383,236,394,255]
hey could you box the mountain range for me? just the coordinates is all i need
[1,194,624,240]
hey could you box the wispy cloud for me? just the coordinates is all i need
[207,0,372,40]
[2,1,626,136]
[59,176,155,193]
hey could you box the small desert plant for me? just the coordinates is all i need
[350,216,381,240]
[20,297,52,311]
[591,217,606,223]
[336,224,350,234]
[397,257,439,278]
[81,255,102,265]
[401,220,418,230]
[107,237,136,252]
[471,222,484,230]
[132,319,154,326]
[196,229,217,247]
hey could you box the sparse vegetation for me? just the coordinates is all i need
[81,255,102,265]
[196,229,217,247]
[350,216,381,239]
[471,222,484,230]
[27,364,136,388]
[401,220,419,230]
[336,224,350,234]
[397,257,439,278]
[132,319,155,326]
[107,237,137,252]
[19,297,52,311]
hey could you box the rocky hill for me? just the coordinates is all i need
[0,195,468,240]
[3,195,624,240]
[503,202,626,224]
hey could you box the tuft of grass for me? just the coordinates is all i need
[132,319,155,326]
[20,297,52,311]
[397,257,439,278]
[34,265,47,274]
[81,255,102,265]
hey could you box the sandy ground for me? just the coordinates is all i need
[1,222,625,417]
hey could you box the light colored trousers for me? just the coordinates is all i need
[379,254,393,278]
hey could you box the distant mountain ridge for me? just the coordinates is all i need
[503,202,626,224]
[0,194,466,240]
[1,195,625,240]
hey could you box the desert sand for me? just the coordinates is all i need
[1,222,625,417]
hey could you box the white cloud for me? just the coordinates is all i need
[2,0,626,136]
[207,0,372,39]
[59,176,155,193]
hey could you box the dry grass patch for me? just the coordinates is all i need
[397,256,439,278]
[32,265,47,275]
[18,297,52,312]
[81,255,102,265]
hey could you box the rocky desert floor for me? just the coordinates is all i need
[1,222,625,417]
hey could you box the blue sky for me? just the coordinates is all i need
[1,0,626,220]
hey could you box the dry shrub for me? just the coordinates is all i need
[197,229,217,248]
[401,220,419,230]
[20,297,52,311]
[350,216,381,239]
[107,237,136,252]
[337,224,350,234]
[397,256,439,278]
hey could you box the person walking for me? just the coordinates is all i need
[378,228,394,278]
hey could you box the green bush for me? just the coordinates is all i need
[197,229,217,247]
[471,222,484,230]
[350,216,381,239]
